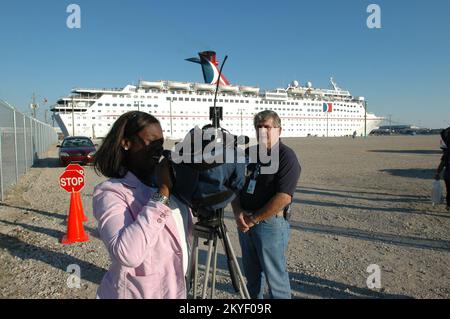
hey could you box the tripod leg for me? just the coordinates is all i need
[223,231,251,299]
[192,236,199,299]
[202,238,215,299]
[186,238,195,296]
[210,235,219,299]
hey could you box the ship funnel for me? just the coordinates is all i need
[186,51,230,86]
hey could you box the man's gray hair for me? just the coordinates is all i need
[254,110,282,128]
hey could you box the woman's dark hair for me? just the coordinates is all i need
[94,111,160,178]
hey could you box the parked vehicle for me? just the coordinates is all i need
[57,136,97,167]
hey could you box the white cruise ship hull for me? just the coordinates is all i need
[52,51,383,140]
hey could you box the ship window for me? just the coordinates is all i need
[113,104,117,107]
[173,98,178,101]
[208,99,213,102]
[120,104,124,107]
[105,104,110,106]
[167,97,171,101]
[98,103,103,106]
[127,104,131,107]
[191,98,195,101]
[185,98,189,101]
[202,99,206,102]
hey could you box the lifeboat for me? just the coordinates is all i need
[239,86,260,94]
[219,85,240,93]
[139,80,165,90]
[167,81,192,91]
[194,83,216,91]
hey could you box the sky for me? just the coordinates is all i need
[0,0,449,128]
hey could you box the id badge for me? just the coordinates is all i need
[246,180,257,194]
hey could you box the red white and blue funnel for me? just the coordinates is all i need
[186,51,230,86]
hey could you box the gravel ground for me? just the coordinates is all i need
[0,135,449,299]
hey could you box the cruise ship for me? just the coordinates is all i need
[51,51,383,139]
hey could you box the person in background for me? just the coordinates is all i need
[93,111,192,299]
[231,110,301,299]
[435,129,450,211]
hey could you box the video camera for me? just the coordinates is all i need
[163,56,249,226]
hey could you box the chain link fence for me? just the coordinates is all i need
[0,99,58,201]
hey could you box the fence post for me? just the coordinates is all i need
[23,116,28,171]
[13,109,19,184]
[0,130,3,202]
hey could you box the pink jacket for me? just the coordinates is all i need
[93,172,193,299]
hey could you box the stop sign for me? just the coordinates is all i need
[60,170,85,193]
[65,164,84,175]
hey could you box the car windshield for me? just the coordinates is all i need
[62,138,94,148]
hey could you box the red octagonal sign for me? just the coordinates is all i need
[60,170,85,193]
[65,164,85,175]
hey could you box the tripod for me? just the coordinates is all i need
[186,208,250,299]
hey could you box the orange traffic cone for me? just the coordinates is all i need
[62,192,88,224]
[74,191,88,222]
[61,191,89,245]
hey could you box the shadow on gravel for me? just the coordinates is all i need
[290,272,412,299]
[380,168,436,180]
[296,187,429,203]
[290,221,450,252]
[0,203,99,238]
[292,198,449,220]
[0,219,66,239]
[194,247,415,298]
[188,244,248,297]
[368,150,442,155]
[296,186,428,199]
[0,233,105,285]
[32,157,61,168]
[0,219,99,242]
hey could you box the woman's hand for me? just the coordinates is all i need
[156,157,173,198]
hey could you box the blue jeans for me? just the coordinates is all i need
[238,215,291,299]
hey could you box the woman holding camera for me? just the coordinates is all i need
[93,111,192,299]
